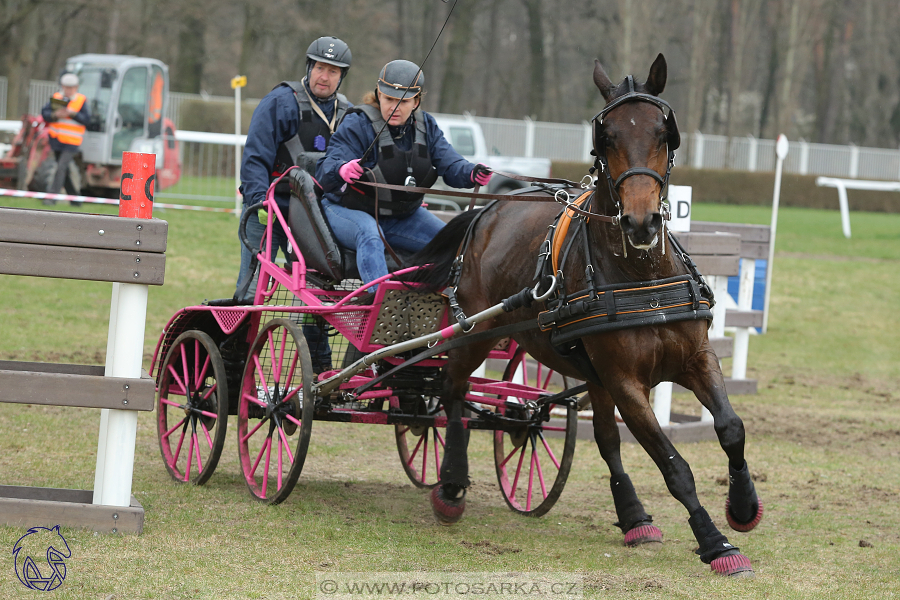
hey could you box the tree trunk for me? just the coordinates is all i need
[5,3,40,119]
[437,0,477,114]
[523,0,544,119]
[685,0,716,135]
[173,15,205,93]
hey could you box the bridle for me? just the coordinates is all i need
[590,75,681,231]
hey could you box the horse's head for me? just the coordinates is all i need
[592,54,680,251]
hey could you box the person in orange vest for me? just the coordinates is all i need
[40,72,91,205]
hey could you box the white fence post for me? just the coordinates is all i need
[731,259,755,380]
[747,135,758,172]
[799,139,810,175]
[692,131,705,169]
[582,121,593,162]
[653,382,672,427]
[523,116,535,158]
[849,144,859,178]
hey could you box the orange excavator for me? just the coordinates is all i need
[0,54,181,197]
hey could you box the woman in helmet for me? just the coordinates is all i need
[316,59,491,285]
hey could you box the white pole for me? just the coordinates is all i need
[232,75,247,217]
[731,258,755,380]
[652,382,672,426]
[763,134,789,333]
[524,116,535,158]
[692,131,705,169]
[94,283,148,507]
[836,182,852,238]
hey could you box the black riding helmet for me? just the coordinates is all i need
[306,36,352,90]
[377,60,424,99]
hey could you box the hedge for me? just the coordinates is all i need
[550,162,900,213]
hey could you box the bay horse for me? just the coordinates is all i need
[412,54,762,577]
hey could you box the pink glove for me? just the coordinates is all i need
[471,163,492,186]
[339,159,364,183]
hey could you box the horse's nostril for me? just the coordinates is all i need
[646,212,662,233]
[620,215,637,233]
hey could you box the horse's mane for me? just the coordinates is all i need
[402,208,482,292]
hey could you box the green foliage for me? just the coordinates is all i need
[0,199,897,598]
[178,99,258,134]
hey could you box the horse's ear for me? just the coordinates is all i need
[646,53,667,96]
[593,59,616,101]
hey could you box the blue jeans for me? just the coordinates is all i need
[235,212,332,372]
[322,200,445,283]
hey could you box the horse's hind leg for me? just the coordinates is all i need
[677,347,763,533]
[430,339,495,525]
[588,383,662,546]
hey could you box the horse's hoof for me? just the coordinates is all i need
[431,486,466,526]
[725,496,764,532]
[710,553,755,577]
[623,523,663,547]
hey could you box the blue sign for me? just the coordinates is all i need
[12,525,70,591]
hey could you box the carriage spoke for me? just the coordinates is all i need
[277,432,284,491]
[167,363,189,398]
[510,444,527,499]
[184,431,194,482]
[432,430,441,483]
[420,430,429,484]
[193,429,204,474]
[162,416,188,439]
[538,431,561,469]
[241,417,268,444]
[199,419,214,448]
[277,426,295,464]
[262,434,274,495]
[172,420,189,466]
[250,434,270,478]
[526,445,537,511]
[407,433,426,468]
[534,441,548,499]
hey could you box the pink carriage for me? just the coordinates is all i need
[149,168,579,515]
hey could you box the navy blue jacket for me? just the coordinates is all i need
[317,108,476,203]
[41,95,91,152]
[240,82,351,213]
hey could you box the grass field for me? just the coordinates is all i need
[0,198,898,599]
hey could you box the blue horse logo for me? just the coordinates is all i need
[12,525,71,591]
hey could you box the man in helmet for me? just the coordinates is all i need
[235,35,352,373]
[40,72,91,206]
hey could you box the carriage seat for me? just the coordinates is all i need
[287,169,412,283]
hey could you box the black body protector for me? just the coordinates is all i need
[272,80,349,194]
[340,104,438,218]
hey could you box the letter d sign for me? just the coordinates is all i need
[667,185,692,232]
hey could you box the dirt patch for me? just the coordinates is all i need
[459,540,521,556]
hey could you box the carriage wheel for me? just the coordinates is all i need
[395,396,445,488]
[237,318,314,504]
[494,348,577,516]
[157,330,229,485]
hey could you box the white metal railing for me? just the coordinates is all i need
[5,83,900,202]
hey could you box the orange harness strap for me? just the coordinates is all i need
[551,190,593,275]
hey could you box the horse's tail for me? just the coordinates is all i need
[403,208,482,292]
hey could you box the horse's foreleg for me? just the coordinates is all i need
[612,379,753,575]
[677,347,763,533]
[588,383,661,546]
